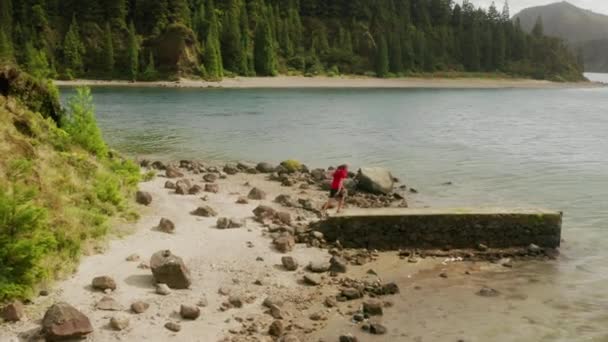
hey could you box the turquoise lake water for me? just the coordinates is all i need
[60,76,608,340]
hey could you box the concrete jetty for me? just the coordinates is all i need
[314,208,562,250]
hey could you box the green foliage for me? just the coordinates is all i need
[103,22,115,77]
[254,20,277,76]
[25,42,52,80]
[375,35,389,78]
[128,22,139,81]
[63,16,85,76]
[62,87,108,157]
[141,52,158,81]
[0,0,584,81]
[280,159,301,173]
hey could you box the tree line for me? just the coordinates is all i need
[0,0,584,81]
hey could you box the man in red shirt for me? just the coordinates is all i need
[322,164,348,215]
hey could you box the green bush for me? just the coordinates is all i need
[62,87,108,157]
[0,162,57,300]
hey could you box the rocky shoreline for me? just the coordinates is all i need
[0,158,560,342]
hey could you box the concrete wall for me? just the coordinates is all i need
[314,208,562,250]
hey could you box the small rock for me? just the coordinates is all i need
[248,187,266,200]
[150,250,191,289]
[95,296,122,311]
[164,322,181,332]
[409,188,418,193]
[130,301,149,314]
[329,256,348,273]
[303,274,321,286]
[218,287,231,296]
[236,197,249,204]
[381,282,400,295]
[439,272,448,278]
[39,290,49,296]
[126,254,140,262]
[528,243,542,253]
[341,287,362,300]
[353,313,365,322]
[369,323,387,335]
[363,300,383,316]
[205,183,220,193]
[203,173,218,183]
[138,261,150,269]
[275,211,292,225]
[197,297,208,307]
[263,296,284,308]
[228,295,244,308]
[180,305,201,320]
[165,167,184,178]
[477,243,489,251]
[253,205,277,220]
[309,312,325,321]
[477,287,500,297]
[269,304,283,319]
[324,297,337,308]
[188,185,202,194]
[281,256,298,271]
[1,301,25,322]
[268,320,284,337]
[92,276,117,291]
[273,235,295,253]
[165,181,176,189]
[340,334,359,342]
[158,218,175,233]
[191,206,218,217]
[309,261,331,273]
[312,231,324,240]
[407,257,419,263]
[110,315,130,331]
[135,191,152,205]
[223,164,239,175]
[156,284,171,295]
[275,194,295,207]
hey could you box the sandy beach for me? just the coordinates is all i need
[0,161,558,342]
[54,76,603,89]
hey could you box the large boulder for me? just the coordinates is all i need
[150,250,192,289]
[165,166,184,178]
[357,167,394,195]
[42,302,93,341]
[1,301,25,322]
[256,162,276,173]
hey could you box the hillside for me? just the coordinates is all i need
[514,1,608,71]
[0,0,584,81]
[0,66,140,300]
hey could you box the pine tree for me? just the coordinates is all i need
[102,22,114,77]
[127,21,139,81]
[254,19,277,76]
[168,0,191,26]
[0,0,13,39]
[239,3,252,75]
[375,35,389,77]
[222,0,245,74]
[142,52,158,81]
[106,0,127,29]
[204,0,223,80]
[63,16,85,76]
[25,42,51,79]
[389,32,404,73]
[0,29,14,62]
[532,16,544,38]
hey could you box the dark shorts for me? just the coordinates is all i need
[329,188,346,198]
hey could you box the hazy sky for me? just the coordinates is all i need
[467,0,608,15]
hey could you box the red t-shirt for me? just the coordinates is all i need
[331,169,348,190]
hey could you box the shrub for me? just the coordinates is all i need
[62,87,108,157]
[0,161,57,300]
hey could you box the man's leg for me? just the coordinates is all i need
[336,193,346,213]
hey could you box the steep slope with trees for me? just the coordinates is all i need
[514,1,608,72]
[0,0,584,81]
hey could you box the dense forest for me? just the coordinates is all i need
[0,0,584,81]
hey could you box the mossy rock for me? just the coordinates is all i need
[280,160,302,173]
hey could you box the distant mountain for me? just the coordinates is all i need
[514,1,608,71]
